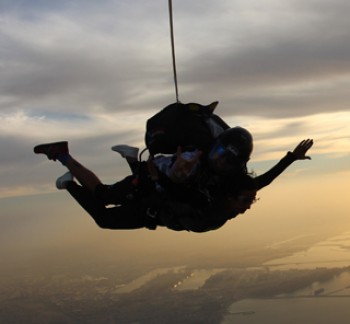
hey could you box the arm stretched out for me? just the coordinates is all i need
[255,139,313,190]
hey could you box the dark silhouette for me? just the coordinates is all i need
[34,139,313,232]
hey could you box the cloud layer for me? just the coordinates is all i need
[1,0,350,197]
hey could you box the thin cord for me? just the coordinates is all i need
[168,0,179,103]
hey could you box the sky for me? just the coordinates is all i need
[1,0,350,274]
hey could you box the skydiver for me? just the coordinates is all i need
[33,139,313,232]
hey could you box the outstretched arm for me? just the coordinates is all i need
[255,139,313,190]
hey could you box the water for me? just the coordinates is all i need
[264,231,350,270]
[222,231,350,324]
[222,297,350,324]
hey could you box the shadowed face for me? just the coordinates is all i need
[208,141,247,176]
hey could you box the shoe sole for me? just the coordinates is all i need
[111,145,139,158]
[56,172,73,190]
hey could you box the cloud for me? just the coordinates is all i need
[2,0,350,117]
[0,108,148,197]
[171,0,350,117]
[0,0,175,115]
[1,0,350,198]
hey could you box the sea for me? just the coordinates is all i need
[221,231,350,324]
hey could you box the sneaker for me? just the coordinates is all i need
[111,145,139,159]
[34,141,69,160]
[56,172,74,190]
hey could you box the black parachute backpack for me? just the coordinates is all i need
[145,101,230,155]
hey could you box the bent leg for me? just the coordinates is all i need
[65,157,102,193]
[34,141,102,193]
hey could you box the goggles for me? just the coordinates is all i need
[210,141,246,168]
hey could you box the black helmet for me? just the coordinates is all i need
[208,127,253,176]
[218,127,253,160]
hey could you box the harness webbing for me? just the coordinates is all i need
[168,0,179,103]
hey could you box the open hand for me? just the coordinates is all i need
[292,139,313,160]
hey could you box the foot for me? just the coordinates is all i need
[34,141,69,161]
[56,172,74,190]
[111,145,139,159]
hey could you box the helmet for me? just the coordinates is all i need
[208,127,253,176]
[218,127,253,160]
